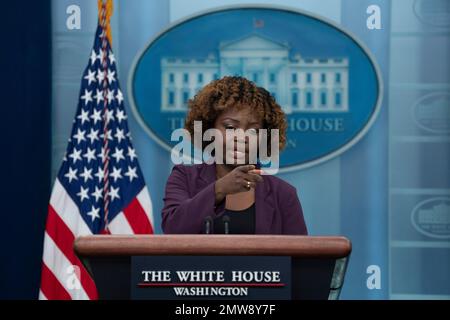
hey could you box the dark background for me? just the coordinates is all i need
[0,1,51,299]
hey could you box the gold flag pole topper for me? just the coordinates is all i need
[98,0,113,45]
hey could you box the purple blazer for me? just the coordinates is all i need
[161,163,308,235]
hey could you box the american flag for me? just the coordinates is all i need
[39,9,154,300]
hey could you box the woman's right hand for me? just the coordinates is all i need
[214,165,263,204]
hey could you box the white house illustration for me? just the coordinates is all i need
[160,34,349,114]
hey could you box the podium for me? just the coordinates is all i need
[74,235,351,300]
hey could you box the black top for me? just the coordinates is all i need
[213,203,256,234]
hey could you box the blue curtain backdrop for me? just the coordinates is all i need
[1,0,446,299]
[339,0,390,299]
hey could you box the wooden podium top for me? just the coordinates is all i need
[74,235,351,259]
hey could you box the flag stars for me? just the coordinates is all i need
[58,40,147,227]
[91,186,103,202]
[114,128,126,143]
[107,69,116,83]
[90,109,102,125]
[124,166,138,182]
[76,186,89,202]
[90,50,98,65]
[128,147,137,161]
[96,69,106,83]
[116,90,124,105]
[86,205,101,222]
[97,49,105,63]
[64,167,78,183]
[108,51,116,65]
[100,129,113,141]
[73,129,86,144]
[77,109,90,125]
[106,89,115,104]
[94,167,105,182]
[80,167,93,183]
[94,89,104,105]
[112,147,125,162]
[108,186,120,201]
[106,109,115,123]
[97,147,108,163]
[68,148,82,164]
[87,128,99,144]
[55,38,150,233]
[84,69,96,85]
[83,147,96,163]
[116,109,127,123]
[110,167,123,182]
[81,89,93,106]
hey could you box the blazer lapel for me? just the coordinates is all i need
[198,163,226,215]
[198,163,216,185]
[255,176,275,234]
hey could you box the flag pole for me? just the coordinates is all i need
[98,0,113,231]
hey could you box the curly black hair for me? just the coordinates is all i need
[184,76,287,154]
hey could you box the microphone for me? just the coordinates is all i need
[222,215,230,235]
[204,216,213,234]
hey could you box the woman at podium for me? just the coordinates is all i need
[161,76,308,235]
